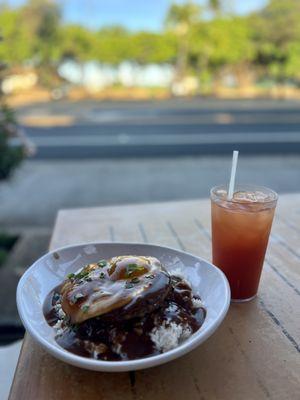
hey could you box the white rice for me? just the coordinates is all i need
[150,321,192,352]
[192,298,204,308]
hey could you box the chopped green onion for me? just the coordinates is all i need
[81,305,89,313]
[74,269,89,280]
[97,260,107,268]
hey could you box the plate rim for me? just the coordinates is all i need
[17,241,231,372]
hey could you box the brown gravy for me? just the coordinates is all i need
[44,276,206,361]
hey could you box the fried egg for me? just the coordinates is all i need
[61,256,171,324]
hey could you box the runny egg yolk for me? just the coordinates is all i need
[108,256,150,281]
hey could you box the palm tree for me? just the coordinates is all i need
[208,0,222,15]
[165,2,201,79]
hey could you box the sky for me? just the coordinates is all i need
[4,0,268,31]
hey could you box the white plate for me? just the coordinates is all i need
[17,242,230,372]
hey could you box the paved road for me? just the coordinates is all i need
[16,98,300,158]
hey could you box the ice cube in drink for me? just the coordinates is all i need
[211,185,277,301]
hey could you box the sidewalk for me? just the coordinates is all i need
[1,155,300,228]
[0,228,50,328]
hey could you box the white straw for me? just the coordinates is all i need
[227,150,239,200]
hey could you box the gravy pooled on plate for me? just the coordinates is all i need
[44,255,206,361]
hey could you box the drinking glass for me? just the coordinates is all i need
[211,184,278,301]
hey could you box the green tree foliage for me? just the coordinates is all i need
[0,35,24,180]
[205,17,254,70]
[130,32,176,65]
[208,0,222,16]
[91,27,176,65]
[1,0,300,86]
[165,2,201,31]
[165,2,201,78]
[60,25,96,62]
[0,6,32,64]
[252,0,300,81]
[16,0,61,66]
[94,26,133,65]
[284,42,300,80]
[0,104,24,180]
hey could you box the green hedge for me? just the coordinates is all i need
[0,233,18,267]
[0,104,24,180]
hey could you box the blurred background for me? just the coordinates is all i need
[0,0,300,364]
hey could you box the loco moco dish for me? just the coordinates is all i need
[44,255,206,361]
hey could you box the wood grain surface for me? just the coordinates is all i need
[9,194,300,400]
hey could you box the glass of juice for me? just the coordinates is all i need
[210,184,278,302]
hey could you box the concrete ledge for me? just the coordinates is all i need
[0,340,22,400]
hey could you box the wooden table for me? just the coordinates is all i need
[9,194,300,400]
